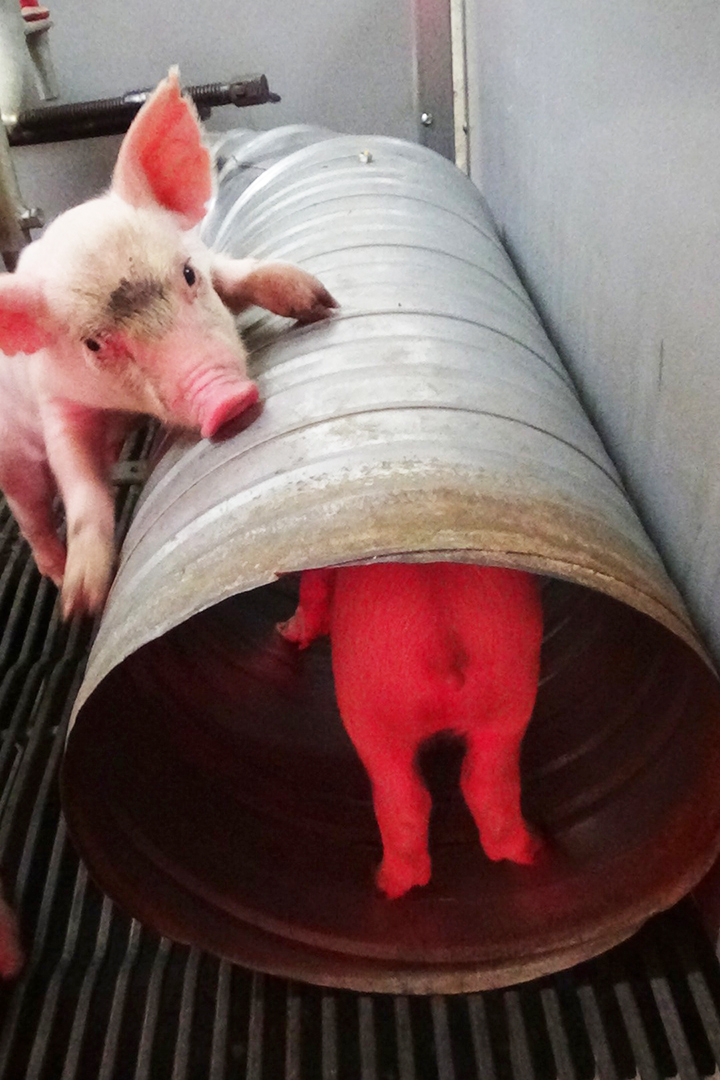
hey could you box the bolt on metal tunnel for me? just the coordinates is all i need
[61,131,720,994]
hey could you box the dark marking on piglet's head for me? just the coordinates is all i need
[104,274,174,340]
[108,277,165,322]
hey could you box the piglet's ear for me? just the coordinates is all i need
[0,275,53,355]
[111,67,212,229]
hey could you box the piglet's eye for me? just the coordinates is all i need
[85,339,101,352]
[183,264,196,287]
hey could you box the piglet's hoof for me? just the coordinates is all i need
[246,264,339,323]
[35,544,66,591]
[277,611,313,649]
[482,826,544,866]
[61,530,114,620]
[376,852,432,900]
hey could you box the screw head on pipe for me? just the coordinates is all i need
[420,112,434,127]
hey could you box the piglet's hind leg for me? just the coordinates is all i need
[461,729,541,865]
[347,726,432,899]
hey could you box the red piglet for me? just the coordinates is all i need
[278,562,544,899]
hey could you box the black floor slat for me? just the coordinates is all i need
[505,991,536,1080]
[672,927,720,1065]
[358,995,377,1080]
[468,994,498,1080]
[539,985,577,1080]
[644,943,703,1080]
[608,962,659,1080]
[394,996,417,1080]
[97,920,143,1080]
[429,997,453,1080]
[0,455,720,1077]
[321,991,339,1080]
[285,981,302,1080]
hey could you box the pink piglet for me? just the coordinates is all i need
[0,69,337,979]
[0,68,337,620]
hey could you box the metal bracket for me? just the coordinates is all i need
[8,75,280,146]
[413,0,455,161]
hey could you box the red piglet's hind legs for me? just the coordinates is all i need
[460,728,542,865]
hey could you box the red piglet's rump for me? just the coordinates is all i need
[278,562,543,899]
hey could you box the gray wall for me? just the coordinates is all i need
[466,0,720,662]
[15,0,422,221]
[48,0,418,138]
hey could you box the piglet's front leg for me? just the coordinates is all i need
[0,456,66,589]
[212,255,338,324]
[41,400,117,619]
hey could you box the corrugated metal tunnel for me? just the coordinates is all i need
[60,132,720,993]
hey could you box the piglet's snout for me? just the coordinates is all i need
[165,357,259,438]
[142,324,259,437]
[192,373,259,438]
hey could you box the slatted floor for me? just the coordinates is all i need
[0,433,719,1077]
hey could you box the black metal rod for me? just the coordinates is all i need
[7,75,281,146]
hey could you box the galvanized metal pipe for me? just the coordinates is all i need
[73,132,702,699]
[62,130,720,994]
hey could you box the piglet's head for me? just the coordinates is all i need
[0,69,258,438]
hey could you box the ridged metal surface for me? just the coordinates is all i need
[210,126,337,221]
[0,488,718,1071]
[71,133,706,717]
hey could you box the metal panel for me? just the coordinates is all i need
[45,0,420,140]
[466,0,720,668]
[412,0,455,159]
